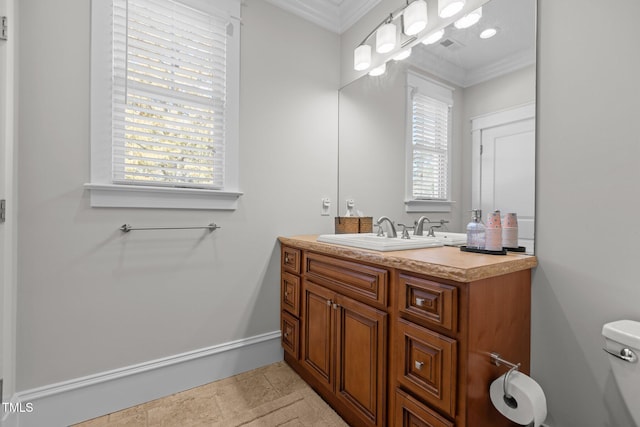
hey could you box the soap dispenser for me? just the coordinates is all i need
[466,209,485,249]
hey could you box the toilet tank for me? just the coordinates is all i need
[603,320,640,351]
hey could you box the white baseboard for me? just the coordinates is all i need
[2,331,282,427]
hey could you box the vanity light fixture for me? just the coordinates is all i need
[352,0,429,71]
[403,0,428,36]
[438,0,465,18]
[480,27,498,39]
[393,47,412,61]
[369,62,387,76]
[454,7,482,29]
[421,28,445,45]
[376,19,397,53]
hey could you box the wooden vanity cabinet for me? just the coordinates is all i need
[393,269,531,427]
[281,247,388,427]
[280,240,533,427]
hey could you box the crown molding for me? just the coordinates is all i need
[265,0,381,34]
[408,46,535,88]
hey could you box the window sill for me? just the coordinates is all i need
[405,199,455,213]
[84,183,243,210]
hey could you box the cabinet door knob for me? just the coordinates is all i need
[285,254,290,263]
[327,300,332,306]
[284,332,289,338]
[415,297,425,307]
[332,303,340,310]
[284,291,289,297]
[415,360,424,370]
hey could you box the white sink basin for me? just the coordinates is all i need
[317,233,443,252]
[432,231,467,246]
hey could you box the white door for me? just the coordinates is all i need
[1,0,15,402]
[0,0,7,399]
[471,104,536,253]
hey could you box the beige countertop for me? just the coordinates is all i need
[279,235,537,283]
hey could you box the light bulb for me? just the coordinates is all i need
[354,44,371,71]
[393,48,412,61]
[376,22,397,54]
[438,0,465,18]
[369,63,387,77]
[454,7,482,29]
[421,29,445,45]
[480,28,497,39]
[403,0,427,36]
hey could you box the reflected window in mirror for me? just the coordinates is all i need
[405,72,455,213]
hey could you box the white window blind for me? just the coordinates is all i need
[411,92,450,200]
[112,0,228,189]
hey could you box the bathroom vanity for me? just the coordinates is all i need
[279,235,537,427]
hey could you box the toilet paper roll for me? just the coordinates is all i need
[490,371,547,427]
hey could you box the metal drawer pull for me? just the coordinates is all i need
[284,255,290,263]
[415,361,424,370]
[603,347,638,363]
[415,298,425,307]
[284,332,289,338]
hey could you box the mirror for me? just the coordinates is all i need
[338,0,536,253]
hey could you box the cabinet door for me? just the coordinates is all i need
[301,280,335,389]
[335,293,387,427]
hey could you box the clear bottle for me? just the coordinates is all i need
[466,209,486,249]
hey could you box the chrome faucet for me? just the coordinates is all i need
[414,216,431,236]
[414,217,449,237]
[376,216,397,238]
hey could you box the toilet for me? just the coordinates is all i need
[602,320,640,425]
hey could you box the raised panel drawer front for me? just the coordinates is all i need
[395,388,454,427]
[304,252,388,308]
[397,319,457,417]
[281,311,299,359]
[398,273,457,333]
[282,246,301,274]
[281,272,300,317]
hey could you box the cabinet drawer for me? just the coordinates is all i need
[398,274,457,333]
[395,388,454,427]
[282,246,301,274]
[281,272,300,317]
[396,320,457,417]
[304,252,388,308]
[281,311,299,359]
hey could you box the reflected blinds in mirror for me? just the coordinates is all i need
[411,92,451,200]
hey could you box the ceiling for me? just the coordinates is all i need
[266,0,536,86]
[264,0,382,34]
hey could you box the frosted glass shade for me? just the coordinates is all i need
[369,63,387,77]
[421,28,445,45]
[376,22,396,54]
[454,7,482,29]
[438,0,465,18]
[403,0,427,36]
[480,28,497,39]
[393,48,412,61]
[354,44,372,71]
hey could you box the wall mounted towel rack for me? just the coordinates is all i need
[119,222,220,233]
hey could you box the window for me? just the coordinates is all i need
[405,72,454,213]
[87,0,241,209]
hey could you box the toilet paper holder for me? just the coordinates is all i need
[490,352,522,408]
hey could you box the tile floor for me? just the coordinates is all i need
[72,361,349,427]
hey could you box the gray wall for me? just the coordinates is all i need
[533,0,640,425]
[15,0,339,390]
[460,65,537,222]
